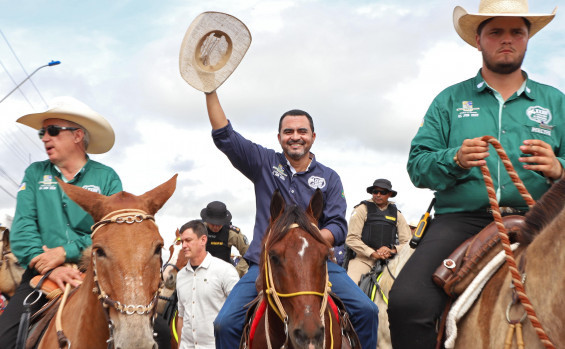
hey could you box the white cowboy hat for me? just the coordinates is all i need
[17,96,115,154]
[453,0,557,47]
[179,11,252,93]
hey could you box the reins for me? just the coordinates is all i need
[480,135,555,348]
[263,222,333,349]
[55,209,162,349]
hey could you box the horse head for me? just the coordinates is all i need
[162,229,183,290]
[57,174,177,349]
[260,189,332,349]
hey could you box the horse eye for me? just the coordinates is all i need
[269,253,281,265]
[155,245,162,255]
[95,248,106,258]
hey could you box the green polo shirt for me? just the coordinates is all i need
[10,158,122,268]
[408,70,565,214]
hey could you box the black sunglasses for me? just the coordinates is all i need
[372,189,390,195]
[38,125,79,139]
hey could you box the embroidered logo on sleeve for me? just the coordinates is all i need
[308,176,326,189]
[82,185,101,193]
[18,182,26,191]
[527,106,552,124]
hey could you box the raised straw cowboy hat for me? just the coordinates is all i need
[453,0,557,47]
[17,96,115,154]
[179,12,252,93]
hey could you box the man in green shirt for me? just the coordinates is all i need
[388,1,564,348]
[0,97,122,348]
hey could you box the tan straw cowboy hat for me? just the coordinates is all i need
[179,12,252,93]
[17,96,115,154]
[454,0,557,47]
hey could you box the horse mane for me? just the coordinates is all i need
[265,204,330,250]
[519,178,565,245]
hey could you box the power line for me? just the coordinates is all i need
[0,166,19,188]
[0,29,48,107]
[0,57,35,108]
[0,184,17,200]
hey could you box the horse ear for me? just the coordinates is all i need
[270,189,285,223]
[307,189,324,222]
[139,174,178,215]
[175,228,180,239]
[56,177,108,221]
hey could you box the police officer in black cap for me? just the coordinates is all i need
[200,201,249,277]
[344,179,411,284]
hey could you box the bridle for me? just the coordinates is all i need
[263,223,333,349]
[56,209,163,349]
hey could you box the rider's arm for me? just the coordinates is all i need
[206,91,228,130]
[345,204,374,258]
[395,212,412,253]
[10,167,45,268]
[177,317,183,344]
[319,172,348,246]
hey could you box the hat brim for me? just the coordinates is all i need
[453,5,557,47]
[16,98,115,154]
[200,207,232,226]
[179,12,252,93]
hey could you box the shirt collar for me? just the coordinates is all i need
[188,252,212,271]
[474,69,533,100]
[286,153,315,175]
[52,156,90,183]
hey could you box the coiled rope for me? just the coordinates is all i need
[480,135,554,348]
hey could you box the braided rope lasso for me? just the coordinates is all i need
[480,135,555,348]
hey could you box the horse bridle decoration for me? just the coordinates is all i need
[263,222,334,349]
[56,209,164,349]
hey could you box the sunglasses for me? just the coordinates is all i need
[38,125,79,139]
[372,189,390,195]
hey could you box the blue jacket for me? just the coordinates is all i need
[213,121,348,264]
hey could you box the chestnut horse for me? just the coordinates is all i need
[248,189,355,349]
[37,175,177,349]
[455,178,565,348]
[0,227,24,299]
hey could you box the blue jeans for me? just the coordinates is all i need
[214,262,378,348]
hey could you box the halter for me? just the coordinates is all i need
[56,209,163,349]
[263,222,333,349]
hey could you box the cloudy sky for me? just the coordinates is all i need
[1,0,563,257]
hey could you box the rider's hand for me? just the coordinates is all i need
[48,265,82,290]
[372,246,393,260]
[456,138,490,169]
[29,245,66,274]
[519,139,564,180]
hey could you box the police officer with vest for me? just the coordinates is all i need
[200,201,249,277]
[345,179,411,284]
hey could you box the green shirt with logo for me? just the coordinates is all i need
[11,158,122,268]
[408,70,565,214]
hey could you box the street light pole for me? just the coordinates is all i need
[0,60,61,104]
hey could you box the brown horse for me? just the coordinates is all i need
[37,175,177,349]
[455,178,565,348]
[0,227,24,298]
[248,189,353,349]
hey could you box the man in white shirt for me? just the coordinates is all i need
[176,220,239,349]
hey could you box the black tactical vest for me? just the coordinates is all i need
[359,201,398,249]
[206,225,230,263]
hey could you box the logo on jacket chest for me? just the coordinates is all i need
[308,176,326,189]
[527,106,552,124]
[272,164,288,181]
[456,101,480,118]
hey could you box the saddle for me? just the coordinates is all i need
[240,291,360,349]
[432,215,524,298]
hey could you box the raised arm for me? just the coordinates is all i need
[205,91,229,130]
